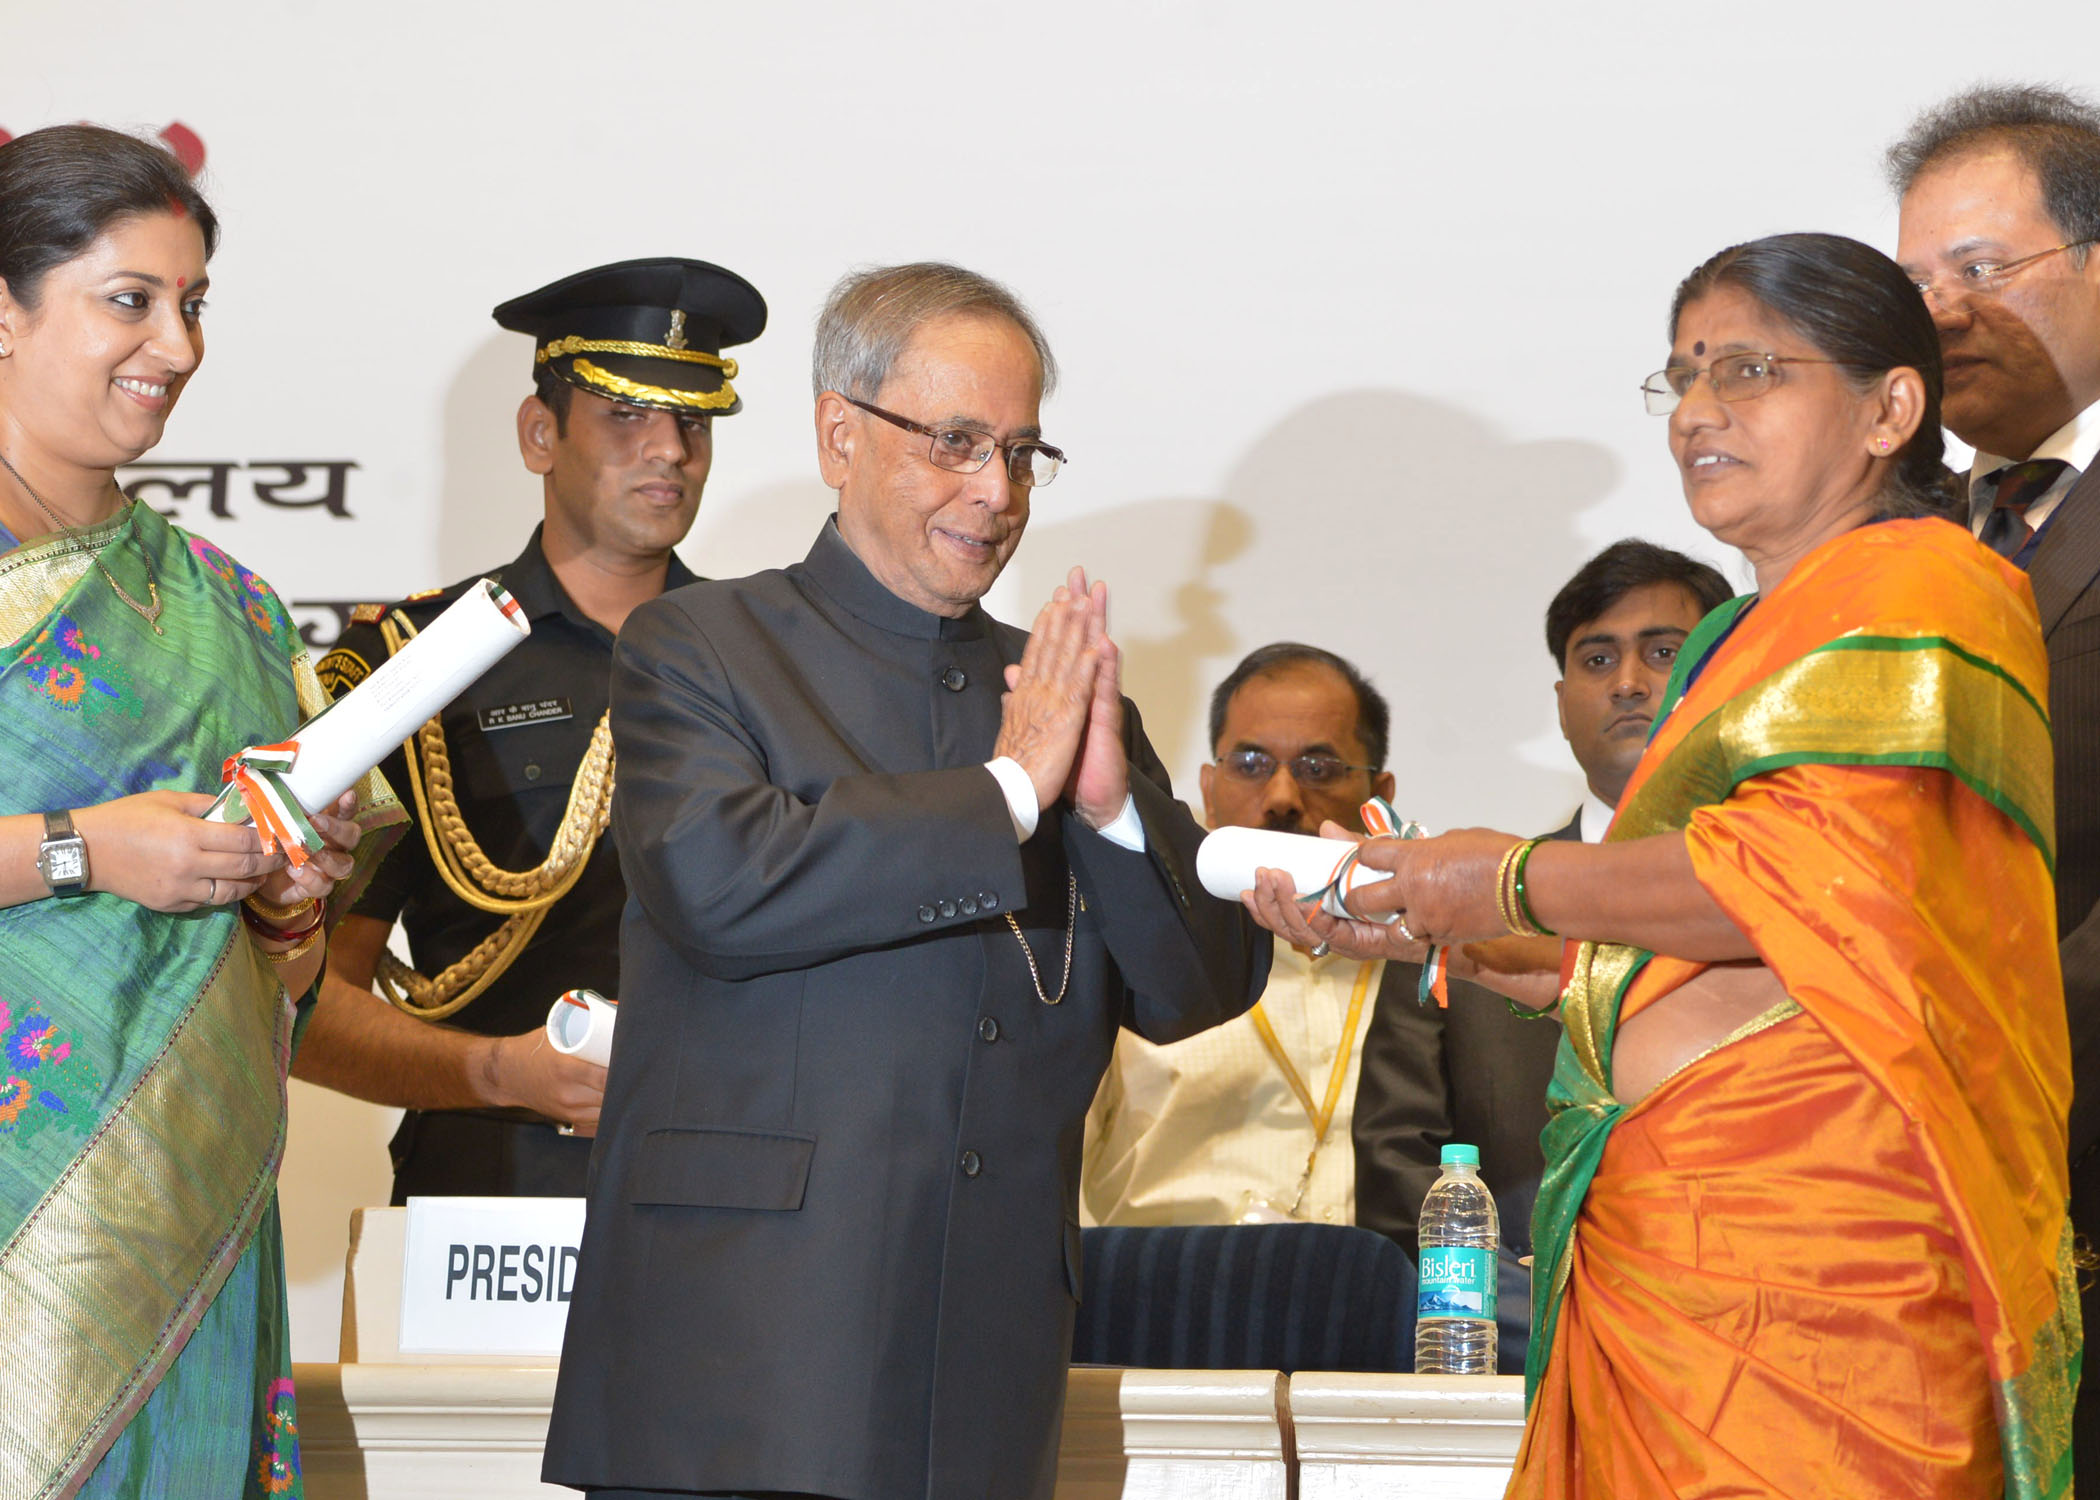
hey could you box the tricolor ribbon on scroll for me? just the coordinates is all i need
[1351,797,1448,1008]
[206,579,531,854]
[1194,796,1450,1005]
[220,737,325,864]
[1296,795,1425,918]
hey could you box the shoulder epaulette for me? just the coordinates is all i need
[349,602,387,625]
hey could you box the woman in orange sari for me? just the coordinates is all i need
[1247,232,2077,1499]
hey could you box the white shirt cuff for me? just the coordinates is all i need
[1094,792,1146,852]
[985,757,1039,842]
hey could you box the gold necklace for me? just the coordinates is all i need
[0,450,163,634]
[1005,873,1078,1005]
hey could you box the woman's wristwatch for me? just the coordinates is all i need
[35,811,90,898]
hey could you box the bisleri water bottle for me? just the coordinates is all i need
[1413,1142,1498,1375]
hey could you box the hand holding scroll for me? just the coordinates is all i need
[487,1028,606,1139]
[1238,822,1516,956]
[251,791,359,909]
[1241,857,1428,965]
[1333,826,1518,944]
[1240,822,1568,1011]
[70,789,278,913]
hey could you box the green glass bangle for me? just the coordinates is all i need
[1511,837,1556,937]
[1505,993,1563,1021]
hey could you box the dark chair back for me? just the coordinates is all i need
[1071,1224,1417,1372]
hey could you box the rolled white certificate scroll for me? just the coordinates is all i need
[546,989,617,1067]
[209,579,529,835]
[1195,825,1398,921]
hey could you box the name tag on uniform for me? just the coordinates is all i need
[398,1195,586,1355]
[478,697,573,731]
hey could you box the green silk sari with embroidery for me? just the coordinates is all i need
[0,504,399,1499]
[1521,520,2077,1500]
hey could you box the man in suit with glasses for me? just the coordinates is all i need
[1891,81,2100,1474]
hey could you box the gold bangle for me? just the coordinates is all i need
[1493,841,1526,935]
[246,892,320,925]
[259,923,324,965]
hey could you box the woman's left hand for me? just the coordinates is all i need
[250,791,359,909]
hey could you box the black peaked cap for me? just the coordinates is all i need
[493,257,767,416]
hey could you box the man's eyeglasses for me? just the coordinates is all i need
[1908,239,2097,304]
[1214,748,1376,788]
[846,397,1067,487]
[1639,354,1846,416]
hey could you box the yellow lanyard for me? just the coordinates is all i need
[1249,958,1375,1154]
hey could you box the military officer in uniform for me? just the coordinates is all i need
[295,258,766,1199]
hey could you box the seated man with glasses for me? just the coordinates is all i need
[1082,643,1395,1229]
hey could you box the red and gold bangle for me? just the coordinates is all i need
[258,921,325,965]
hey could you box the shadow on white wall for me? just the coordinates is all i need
[1013,389,1619,834]
[435,334,549,582]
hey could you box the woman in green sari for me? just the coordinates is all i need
[0,125,400,1497]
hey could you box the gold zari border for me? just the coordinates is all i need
[0,518,126,649]
[1618,637,2054,862]
[1558,940,1641,1095]
[1997,1217,2081,1500]
[0,933,288,1498]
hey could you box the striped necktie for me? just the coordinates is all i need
[1979,458,2071,561]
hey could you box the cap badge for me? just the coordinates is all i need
[665,310,689,351]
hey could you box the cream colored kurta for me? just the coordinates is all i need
[1081,945,1381,1227]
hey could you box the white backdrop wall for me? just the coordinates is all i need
[13,2,2095,1360]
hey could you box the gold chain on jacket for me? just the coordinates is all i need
[373,608,615,1020]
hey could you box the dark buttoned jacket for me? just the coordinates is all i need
[2039,467,2100,1165]
[542,520,1268,1500]
[2029,467,2100,1475]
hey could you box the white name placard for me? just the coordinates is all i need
[399,1195,587,1356]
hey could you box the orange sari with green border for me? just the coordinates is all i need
[1510,519,2077,1500]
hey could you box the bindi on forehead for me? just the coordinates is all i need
[176,276,187,289]
[1692,340,1706,356]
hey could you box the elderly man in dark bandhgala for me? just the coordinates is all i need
[542,262,1268,1500]
[1891,81,2100,1481]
